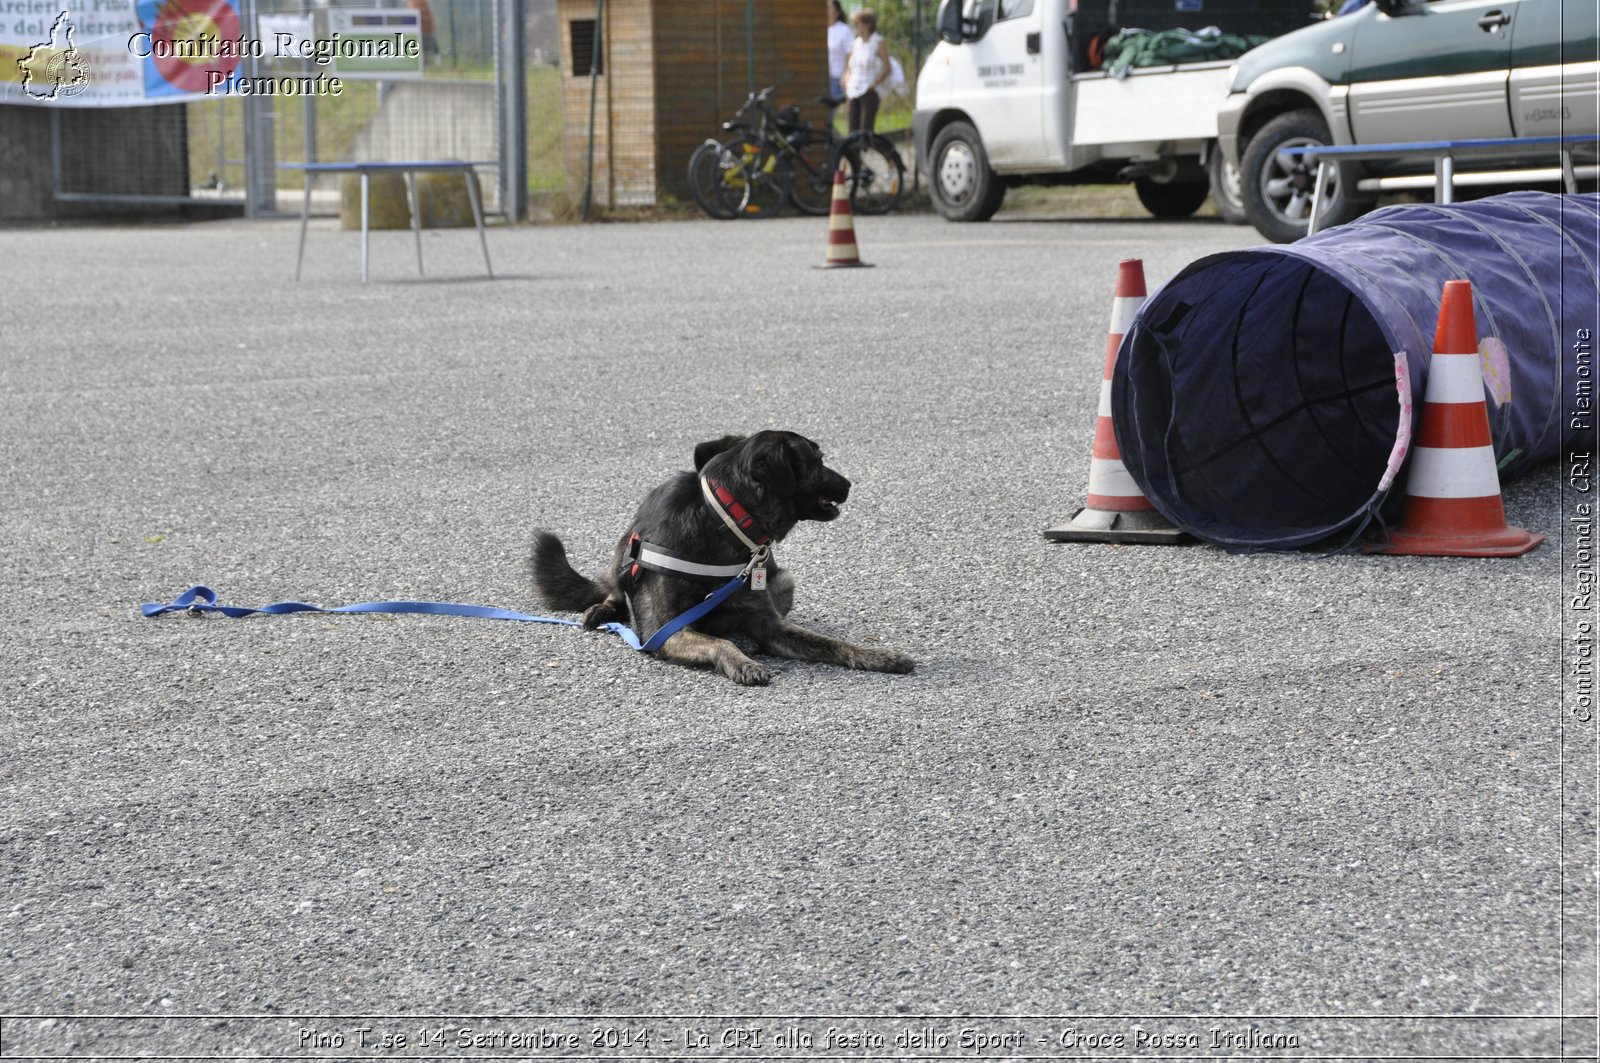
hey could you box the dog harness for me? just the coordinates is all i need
[620,476,774,589]
[613,474,776,644]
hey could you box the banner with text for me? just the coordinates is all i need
[1,0,417,107]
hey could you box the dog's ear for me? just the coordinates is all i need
[753,446,798,499]
[694,435,745,471]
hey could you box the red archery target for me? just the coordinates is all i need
[148,0,241,93]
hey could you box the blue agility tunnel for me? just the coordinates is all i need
[1112,192,1598,550]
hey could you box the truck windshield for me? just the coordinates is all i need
[962,0,1032,40]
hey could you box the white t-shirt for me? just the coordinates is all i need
[844,32,884,99]
[827,21,853,81]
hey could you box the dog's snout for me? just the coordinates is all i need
[823,470,851,502]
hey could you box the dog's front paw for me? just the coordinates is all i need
[862,649,916,674]
[724,659,774,686]
[582,599,624,629]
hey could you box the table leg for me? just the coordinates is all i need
[1307,160,1328,236]
[1561,149,1578,195]
[406,170,424,277]
[1434,155,1454,204]
[360,171,370,285]
[295,175,311,282]
[464,168,493,279]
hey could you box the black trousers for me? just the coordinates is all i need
[847,90,880,133]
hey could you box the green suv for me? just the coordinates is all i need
[1216,0,1598,241]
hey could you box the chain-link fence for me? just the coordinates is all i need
[6,0,511,217]
[183,0,509,215]
[7,0,936,220]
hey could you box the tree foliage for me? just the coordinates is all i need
[845,0,932,59]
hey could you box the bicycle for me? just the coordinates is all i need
[808,94,908,217]
[834,119,905,216]
[687,87,832,219]
[687,87,905,219]
[687,129,790,220]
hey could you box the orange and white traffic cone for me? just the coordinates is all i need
[1368,279,1544,557]
[1045,259,1187,544]
[819,168,871,269]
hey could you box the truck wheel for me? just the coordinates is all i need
[929,121,1006,222]
[1134,178,1210,219]
[1240,109,1368,242]
[1207,148,1248,225]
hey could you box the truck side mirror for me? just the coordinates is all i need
[936,0,964,43]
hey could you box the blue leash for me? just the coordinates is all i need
[141,577,750,655]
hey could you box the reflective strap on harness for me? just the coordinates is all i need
[636,541,750,581]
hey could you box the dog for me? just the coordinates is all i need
[531,431,915,685]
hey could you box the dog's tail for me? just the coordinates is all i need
[530,531,607,612]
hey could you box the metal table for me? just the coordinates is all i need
[282,160,495,283]
[1289,133,1597,234]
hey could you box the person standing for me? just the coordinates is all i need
[409,0,439,60]
[827,0,853,100]
[840,6,890,133]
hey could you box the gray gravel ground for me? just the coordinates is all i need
[1,208,1593,1060]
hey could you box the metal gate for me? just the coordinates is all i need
[38,0,527,219]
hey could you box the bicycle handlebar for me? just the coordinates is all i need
[727,85,803,134]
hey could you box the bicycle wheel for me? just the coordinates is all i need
[687,139,742,220]
[837,132,905,215]
[786,137,837,216]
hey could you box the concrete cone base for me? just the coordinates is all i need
[1364,526,1546,557]
[1043,506,1190,544]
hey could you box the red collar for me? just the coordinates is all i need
[702,475,772,548]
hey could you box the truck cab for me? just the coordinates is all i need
[914,0,1312,221]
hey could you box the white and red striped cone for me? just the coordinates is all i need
[1368,279,1544,557]
[818,168,871,269]
[1045,259,1187,544]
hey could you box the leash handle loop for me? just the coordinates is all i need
[142,585,648,649]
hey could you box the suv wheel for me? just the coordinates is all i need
[1241,109,1369,242]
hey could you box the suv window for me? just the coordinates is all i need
[999,0,1034,18]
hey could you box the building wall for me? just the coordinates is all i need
[558,0,658,208]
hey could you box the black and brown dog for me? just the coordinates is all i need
[531,431,915,685]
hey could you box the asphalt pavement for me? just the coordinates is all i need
[0,205,1592,1060]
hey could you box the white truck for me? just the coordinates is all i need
[912,0,1310,221]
